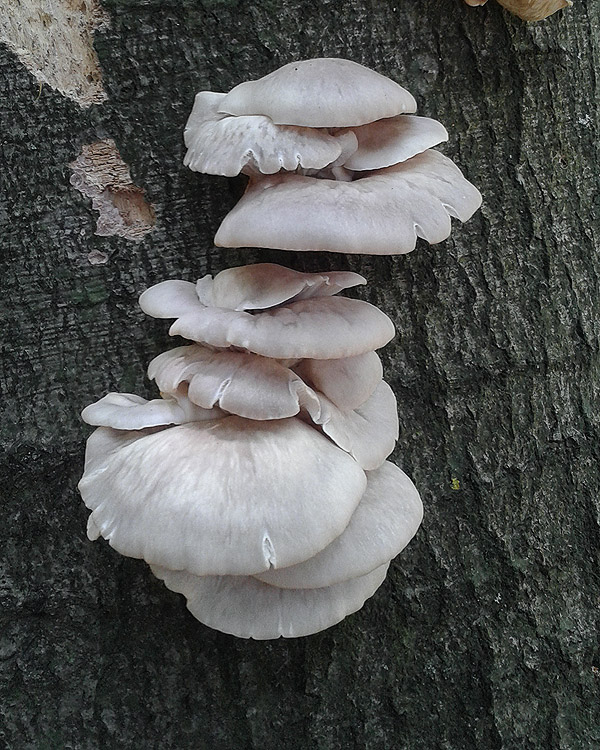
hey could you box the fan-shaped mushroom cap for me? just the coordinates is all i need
[293,351,383,412]
[151,562,389,639]
[78,417,367,577]
[256,461,422,589]
[304,381,399,470]
[140,284,394,360]
[148,345,321,421]
[194,263,365,310]
[81,392,220,429]
[342,115,448,171]
[148,345,384,422]
[218,58,417,129]
[214,150,482,255]
[184,92,358,177]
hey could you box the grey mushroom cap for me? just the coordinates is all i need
[256,460,422,589]
[151,563,389,639]
[214,150,482,255]
[293,351,383,412]
[81,392,221,429]
[305,380,400,471]
[78,417,367,577]
[148,345,382,423]
[218,58,416,128]
[140,282,395,360]
[341,115,449,171]
[184,91,358,177]
[148,345,320,421]
[193,263,366,311]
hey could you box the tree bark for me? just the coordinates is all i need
[1,1,599,748]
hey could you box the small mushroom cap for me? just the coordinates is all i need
[151,562,389,639]
[148,345,322,421]
[341,115,449,171]
[293,351,383,412]
[195,263,366,310]
[214,150,482,255]
[140,283,395,360]
[78,416,367,577]
[218,58,417,128]
[256,460,422,589]
[305,381,399,471]
[81,392,220,429]
[184,91,358,177]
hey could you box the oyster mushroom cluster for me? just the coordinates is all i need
[79,264,423,639]
[184,57,482,254]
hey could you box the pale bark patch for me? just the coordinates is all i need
[70,139,156,241]
[0,0,108,107]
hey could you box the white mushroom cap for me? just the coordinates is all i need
[304,381,399,470]
[148,345,384,422]
[218,58,417,128]
[150,562,389,639]
[214,150,482,255]
[293,351,383,411]
[184,91,358,176]
[81,392,220,429]
[78,416,367,576]
[140,283,395,360]
[341,115,449,171]
[256,461,422,589]
[148,345,322,421]
[194,263,366,310]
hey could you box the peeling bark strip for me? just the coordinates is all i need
[0,0,108,107]
[464,0,572,20]
[70,139,156,241]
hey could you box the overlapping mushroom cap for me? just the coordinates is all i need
[79,417,368,576]
[139,263,395,359]
[214,151,482,255]
[216,58,417,128]
[184,91,359,177]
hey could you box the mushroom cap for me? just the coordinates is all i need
[140,283,395,360]
[293,351,383,412]
[214,150,482,255]
[151,562,389,639]
[184,91,358,177]
[218,58,417,128]
[148,345,321,421]
[304,380,399,470]
[341,115,449,171]
[256,460,422,589]
[194,263,366,310]
[78,417,367,577]
[81,392,220,429]
[148,345,384,422]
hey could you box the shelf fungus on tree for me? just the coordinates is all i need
[184,57,482,254]
[78,263,423,639]
[463,0,572,21]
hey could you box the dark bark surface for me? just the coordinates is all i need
[1,1,599,748]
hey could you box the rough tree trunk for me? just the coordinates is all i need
[1,1,599,748]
